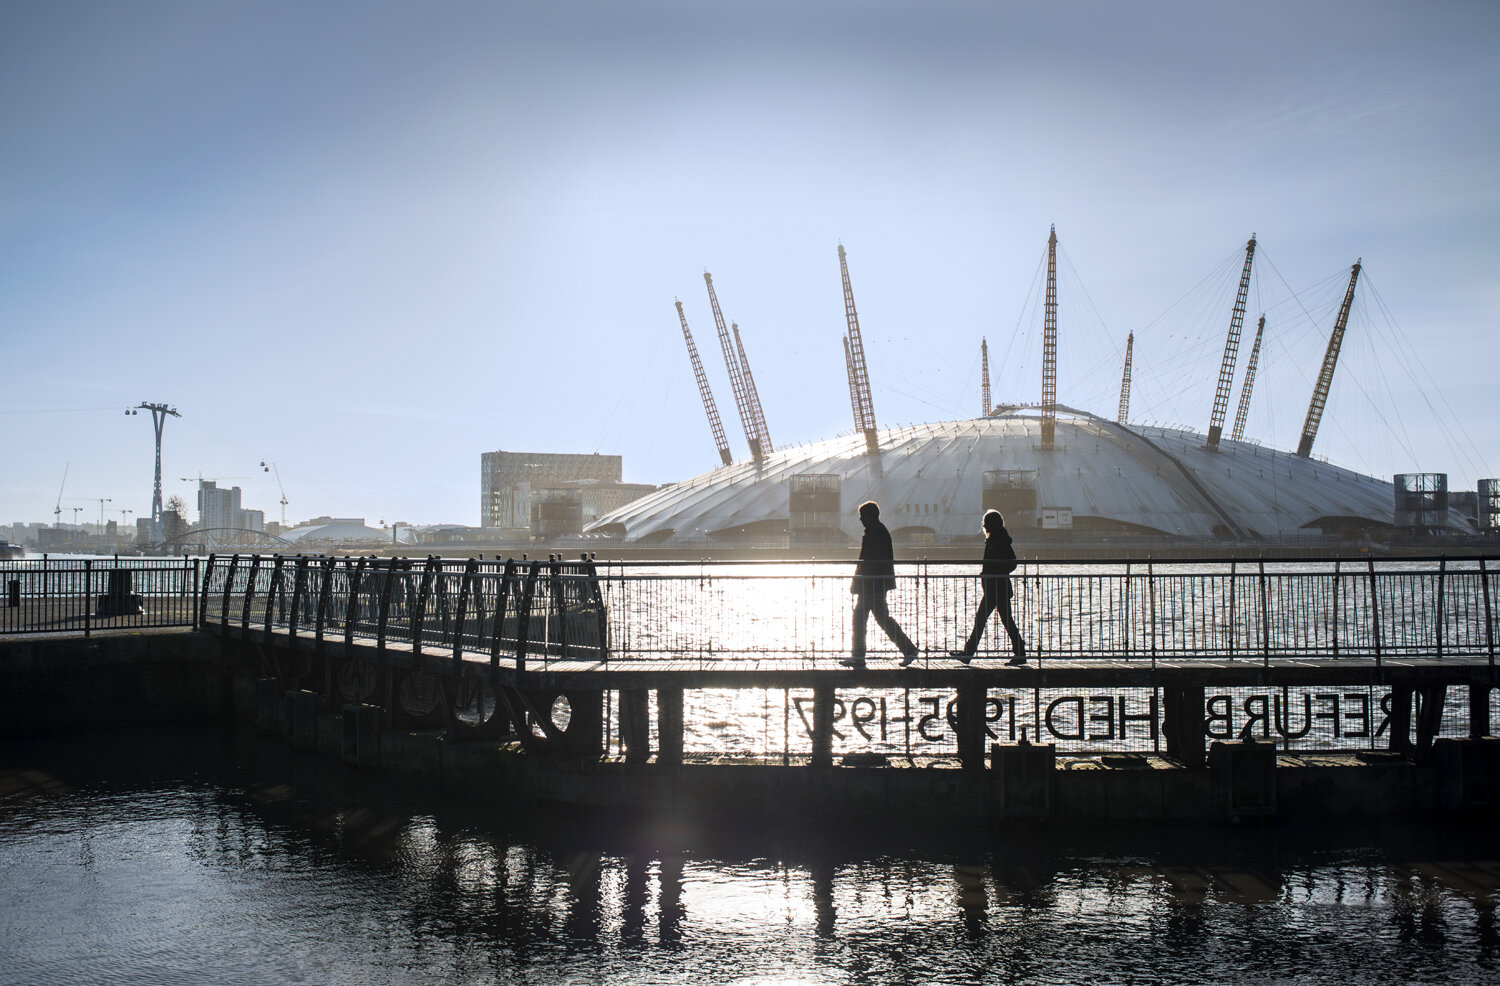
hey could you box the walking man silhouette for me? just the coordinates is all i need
[951,509,1027,666]
[841,500,920,669]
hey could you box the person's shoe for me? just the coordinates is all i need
[900,650,919,668]
[1005,655,1028,667]
[948,649,973,666]
[840,657,866,669]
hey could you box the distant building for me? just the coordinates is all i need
[279,517,388,546]
[480,450,624,530]
[197,481,242,533]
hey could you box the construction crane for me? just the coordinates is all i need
[675,301,734,466]
[119,508,134,530]
[1041,225,1059,451]
[732,322,772,454]
[980,337,992,417]
[53,462,68,529]
[838,244,879,453]
[95,497,112,532]
[1230,315,1265,443]
[1297,261,1362,458]
[1207,235,1257,450]
[703,272,765,462]
[131,402,180,543]
[261,461,290,527]
[1117,332,1134,425]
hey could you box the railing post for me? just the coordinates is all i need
[514,561,540,673]
[584,554,608,667]
[287,556,308,641]
[1258,560,1270,666]
[1122,562,1132,661]
[1435,557,1447,660]
[262,554,284,637]
[83,559,92,638]
[490,560,517,669]
[1226,560,1236,658]
[452,557,478,669]
[198,554,215,629]
[411,556,437,657]
[1331,560,1340,658]
[240,555,261,629]
[375,559,396,658]
[222,555,240,632]
[548,557,568,662]
[193,555,204,628]
[345,556,368,648]
[1482,557,1494,668]
[313,557,335,649]
[1368,558,1382,667]
[1147,561,1157,669]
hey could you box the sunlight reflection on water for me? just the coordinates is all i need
[1,726,1497,986]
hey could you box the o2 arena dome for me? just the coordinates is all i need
[589,236,1479,549]
[591,405,1411,548]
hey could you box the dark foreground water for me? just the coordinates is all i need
[2,727,1498,985]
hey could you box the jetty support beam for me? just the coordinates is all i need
[620,688,651,764]
[658,687,684,765]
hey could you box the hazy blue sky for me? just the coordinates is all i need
[4,0,1497,529]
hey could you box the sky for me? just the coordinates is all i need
[3,0,1498,530]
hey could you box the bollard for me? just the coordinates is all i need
[341,703,383,768]
[1209,739,1276,822]
[991,741,1055,817]
[1434,737,1500,810]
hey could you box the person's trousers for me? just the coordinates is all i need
[852,589,915,659]
[962,582,1025,655]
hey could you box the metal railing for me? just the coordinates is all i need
[195,554,1499,668]
[0,557,199,636]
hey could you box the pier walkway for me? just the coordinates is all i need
[6,553,1498,768]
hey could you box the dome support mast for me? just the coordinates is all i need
[704,271,764,463]
[1117,331,1134,425]
[1297,260,1362,458]
[733,322,772,455]
[839,244,879,453]
[676,300,734,467]
[1207,235,1257,450]
[843,336,867,433]
[1041,225,1058,451]
[981,337,992,417]
[1230,315,1264,444]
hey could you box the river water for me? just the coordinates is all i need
[2,724,1497,985]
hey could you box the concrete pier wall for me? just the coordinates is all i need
[0,630,225,737]
[5,631,1497,827]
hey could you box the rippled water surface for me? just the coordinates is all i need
[2,726,1497,985]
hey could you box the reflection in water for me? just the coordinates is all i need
[1,725,1499,985]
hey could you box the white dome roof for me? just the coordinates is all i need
[590,407,1463,545]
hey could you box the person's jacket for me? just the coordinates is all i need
[981,528,1018,579]
[853,520,897,594]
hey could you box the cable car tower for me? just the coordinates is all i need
[132,401,180,543]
